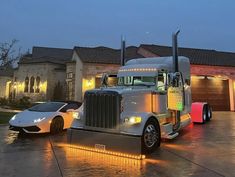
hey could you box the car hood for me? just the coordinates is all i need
[9,110,56,126]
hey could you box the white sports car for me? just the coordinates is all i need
[9,101,81,134]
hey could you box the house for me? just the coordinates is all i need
[138,45,235,111]
[3,44,235,111]
[12,47,73,102]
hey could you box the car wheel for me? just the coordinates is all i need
[50,116,64,134]
[141,118,161,154]
[206,104,212,121]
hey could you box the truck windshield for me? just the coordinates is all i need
[118,76,155,86]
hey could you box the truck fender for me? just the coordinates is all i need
[191,102,212,123]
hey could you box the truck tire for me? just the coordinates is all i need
[206,104,212,121]
[202,106,207,123]
[141,118,161,154]
[50,116,64,134]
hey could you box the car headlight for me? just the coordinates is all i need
[33,117,46,123]
[10,115,16,121]
[124,116,142,125]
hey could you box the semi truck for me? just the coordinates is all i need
[67,32,212,159]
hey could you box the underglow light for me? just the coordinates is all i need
[65,144,146,160]
[119,68,157,72]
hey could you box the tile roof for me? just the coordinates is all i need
[140,44,235,67]
[19,47,73,64]
[74,46,143,64]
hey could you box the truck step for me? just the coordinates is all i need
[166,132,179,139]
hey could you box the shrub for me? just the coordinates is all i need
[0,97,8,106]
[8,96,31,110]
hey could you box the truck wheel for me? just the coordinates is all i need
[50,116,64,134]
[141,118,161,154]
[206,104,212,121]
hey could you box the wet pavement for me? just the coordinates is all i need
[0,112,235,177]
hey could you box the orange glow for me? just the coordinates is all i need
[164,144,188,151]
[55,143,146,176]
[119,68,158,72]
[57,143,145,160]
[82,77,95,94]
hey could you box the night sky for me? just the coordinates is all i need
[1,0,235,52]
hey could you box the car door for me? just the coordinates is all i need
[59,103,81,128]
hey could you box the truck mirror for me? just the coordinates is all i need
[167,72,182,87]
[101,73,108,87]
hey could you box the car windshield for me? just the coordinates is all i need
[28,102,66,112]
[118,76,156,86]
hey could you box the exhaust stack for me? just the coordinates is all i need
[121,36,126,66]
[172,30,180,72]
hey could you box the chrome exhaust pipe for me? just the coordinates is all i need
[172,30,180,72]
[121,36,126,66]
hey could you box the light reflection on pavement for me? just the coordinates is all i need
[0,112,235,177]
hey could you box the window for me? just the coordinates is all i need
[35,76,40,93]
[157,72,167,91]
[67,81,73,100]
[118,76,155,86]
[24,77,29,93]
[28,102,66,112]
[67,72,73,79]
[30,76,35,93]
[60,102,81,112]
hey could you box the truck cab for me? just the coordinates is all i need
[68,56,192,156]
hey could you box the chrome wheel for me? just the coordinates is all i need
[144,124,158,148]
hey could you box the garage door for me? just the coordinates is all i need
[191,77,230,111]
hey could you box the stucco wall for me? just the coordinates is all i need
[83,63,120,76]
[0,76,12,98]
[13,63,66,102]
[191,65,235,79]
[72,52,120,102]
[73,52,83,102]
[66,62,76,100]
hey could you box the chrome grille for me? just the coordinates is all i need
[84,90,120,129]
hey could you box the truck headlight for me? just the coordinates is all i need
[33,117,46,123]
[124,116,142,125]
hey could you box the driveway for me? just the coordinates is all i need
[0,112,235,177]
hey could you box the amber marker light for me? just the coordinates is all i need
[61,143,146,160]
